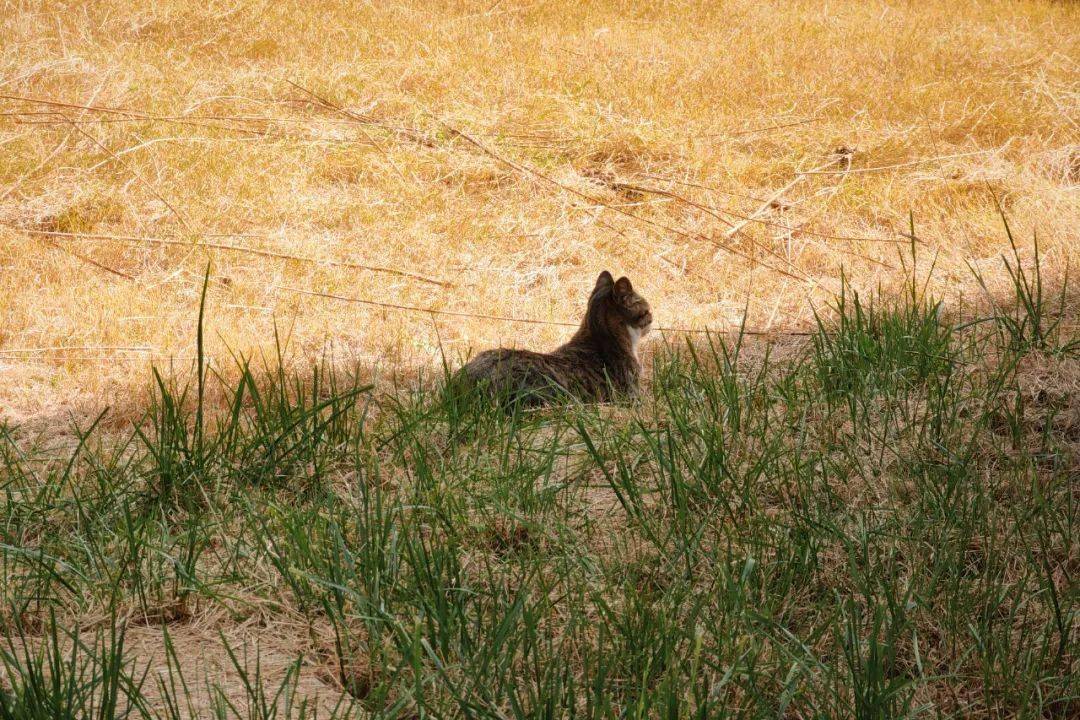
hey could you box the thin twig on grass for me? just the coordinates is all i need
[40,237,135,280]
[1,93,269,136]
[0,92,148,117]
[0,83,111,202]
[285,79,407,179]
[610,182,736,228]
[637,173,773,204]
[722,157,838,242]
[9,227,452,288]
[797,148,1001,175]
[0,355,155,364]
[585,183,809,276]
[611,180,893,271]
[630,178,906,244]
[708,156,837,265]
[433,118,809,282]
[0,345,154,355]
[277,284,812,337]
[279,84,810,281]
[56,113,197,235]
[280,284,580,327]
[9,111,579,147]
[285,79,431,174]
[771,149,898,269]
[716,116,823,138]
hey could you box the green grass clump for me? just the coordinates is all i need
[0,613,146,720]
[0,250,1076,718]
[811,273,954,398]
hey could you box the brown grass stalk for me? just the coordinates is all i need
[11,227,452,287]
[277,284,811,336]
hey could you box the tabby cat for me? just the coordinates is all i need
[457,271,653,406]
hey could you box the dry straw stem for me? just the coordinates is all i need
[0,92,271,137]
[39,235,135,280]
[277,284,811,337]
[797,148,1005,175]
[717,155,851,267]
[11,226,451,287]
[0,92,148,118]
[289,83,811,280]
[618,179,904,244]
[290,80,810,280]
[55,113,197,235]
[279,284,581,328]
[0,345,153,355]
[283,80,413,180]
[1,0,1078,420]
[603,180,841,275]
[435,117,811,282]
[0,83,113,201]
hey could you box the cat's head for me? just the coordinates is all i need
[587,271,653,347]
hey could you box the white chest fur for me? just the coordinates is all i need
[627,323,650,359]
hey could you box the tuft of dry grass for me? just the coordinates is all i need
[2,0,1078,422]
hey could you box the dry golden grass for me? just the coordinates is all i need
[1,0,1078,422]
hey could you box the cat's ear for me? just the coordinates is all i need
[594,271,614,292]
[587,271,614,336]
[614,276,634,296]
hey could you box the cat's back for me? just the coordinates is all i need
[461,347,557,382]
[458,347,569,403]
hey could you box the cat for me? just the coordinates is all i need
[456,271,653,407]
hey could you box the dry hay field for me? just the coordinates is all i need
[0,1,1078,718]
[0,0,1076,422]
